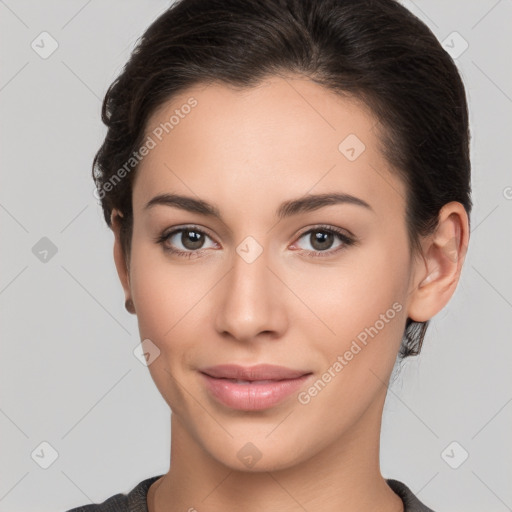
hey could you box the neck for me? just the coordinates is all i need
[149,390,403,512]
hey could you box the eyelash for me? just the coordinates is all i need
[154,224,356,259]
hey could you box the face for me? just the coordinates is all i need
[114,75,422,472]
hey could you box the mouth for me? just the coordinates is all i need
[207,378,282,384]
[199,363,311,381]
[198,364,313,411]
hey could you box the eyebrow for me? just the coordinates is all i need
[144,192,374,221]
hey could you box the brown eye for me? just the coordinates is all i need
[178,229,206,250]
[309,230,336,251]
[293,226,355,257]
[156,226,217,256]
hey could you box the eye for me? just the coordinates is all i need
[292,225,355,257]
[155,225,218,258]
[155,224,356,259]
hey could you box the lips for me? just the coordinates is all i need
[199,363,310,381]
[199,364,313,410]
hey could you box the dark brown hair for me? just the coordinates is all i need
[92,0,472,359]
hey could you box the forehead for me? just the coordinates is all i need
[132,75,406,220]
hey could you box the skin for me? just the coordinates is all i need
[110,74,469,512]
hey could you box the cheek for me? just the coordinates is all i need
[129,234,194,326]
[128,242,207,409]
[292,251,407,344]
[291,239,410,400]
[293,261,407,437]
[128,239,221,375]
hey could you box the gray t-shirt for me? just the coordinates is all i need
[65,475,435,511]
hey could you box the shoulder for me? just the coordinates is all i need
[387,479,436,512]
[64,475,163,512]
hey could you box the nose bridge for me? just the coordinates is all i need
[215,235,285,340]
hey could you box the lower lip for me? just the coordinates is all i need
[200,373,312,411]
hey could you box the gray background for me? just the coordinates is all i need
[1,1,511,510]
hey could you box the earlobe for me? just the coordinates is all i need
[407,202,469,323]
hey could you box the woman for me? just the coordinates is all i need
[68,0,471,510]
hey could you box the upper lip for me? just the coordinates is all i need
[199,364,311,381]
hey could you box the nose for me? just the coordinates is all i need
[214,240,288,344]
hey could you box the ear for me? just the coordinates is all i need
[110,208,132,308]
[407,201,470,323]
